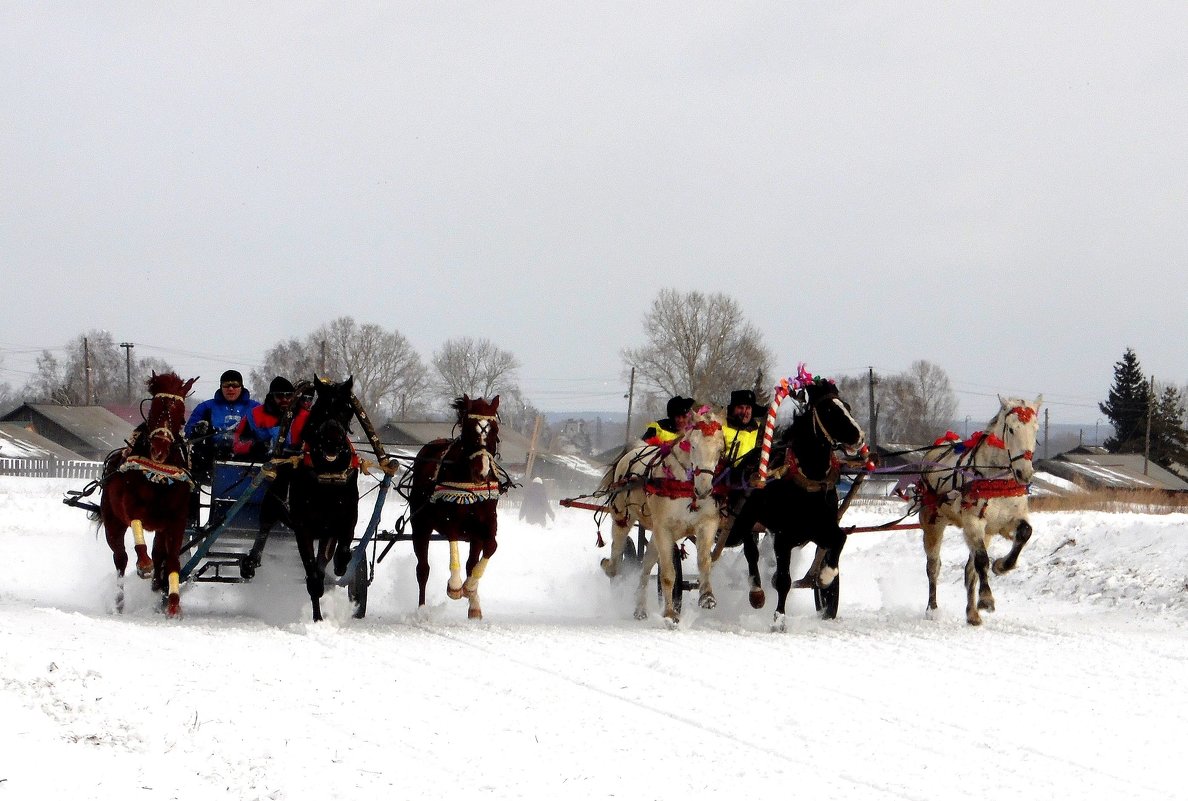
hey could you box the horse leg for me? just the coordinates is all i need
[770,533,793,632]
[742,531,765,609]
[103,518,129,613]
[922,519,945,617]
[813,525,847,620]
[633,537,660,620]
[695,517,718,610]
[130,519,154,579]
[794,546,826,589]
[962,527,993,625]
[446,540,465,600]
[462,535,496,621]
[993,518,1033,575]
[294,531,325,622]
[654,530,679,625]
[600,515,634,579]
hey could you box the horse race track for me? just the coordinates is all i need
[2,476,1185,801]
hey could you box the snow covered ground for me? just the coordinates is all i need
[1,474,1185,800]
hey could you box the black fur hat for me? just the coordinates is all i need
[269,376,295,395]
[666,396,695,419]
[729,389,757,409]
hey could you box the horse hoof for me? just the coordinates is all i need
[749,588,766,609]
[967,613,983,626]
[633,608,648,621]
[333,548,351,577]
[600,557,617,578]
[663,614,679,628]
[698,592,716,610]
[136,563,153,580]
[468,608,483,620]
[791,575,815,589]
[165,595,181,618]
[150,577,164,593]
[446,585,464,600]
[771,612,786,633]
[978,599,995,612]
[992,558,1009,575]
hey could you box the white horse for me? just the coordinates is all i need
[599,406,727,624]
[918,395,1042,625]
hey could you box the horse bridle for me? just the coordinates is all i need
[660,419,722,503]
[147,392,187,446]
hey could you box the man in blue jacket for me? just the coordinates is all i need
[185,369,260,499]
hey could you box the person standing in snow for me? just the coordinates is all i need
[519,477,556,526]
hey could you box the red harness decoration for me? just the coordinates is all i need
[963,478,1029,503]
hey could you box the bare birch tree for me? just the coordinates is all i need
[254,317,431,420]
[432,337,520,406]
[622,289,772,404]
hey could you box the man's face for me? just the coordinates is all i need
[732,404,752,424]
[221,381,242,401]
[273,391,294,410]
[674,411,693,430]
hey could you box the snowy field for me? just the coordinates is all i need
[1,474,1186,801]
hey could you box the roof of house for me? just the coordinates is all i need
[0,422,89,460]
[375,420,535,465]
[1037,452,1188,492]
[1,403,132,457]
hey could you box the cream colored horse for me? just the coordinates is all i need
[918,395,1042,625]
[599,406,726,624]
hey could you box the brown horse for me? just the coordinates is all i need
[409,395,507,620]
[100,371,197,616]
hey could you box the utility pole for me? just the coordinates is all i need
[867,367,878,451]
[1043,407,1050,460]
[120,342,134,404]
[320,340,327,376]
[1144,376,1154,476]
[525,414,544,480]
[623,367,636,449]
[83,337,93,406]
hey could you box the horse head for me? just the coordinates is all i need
[681,404,726,501]
[454,394,501,482]
[303,376,356,469]
[801,379,865,455]
[992,394,1042,482]
[145,371,197,464]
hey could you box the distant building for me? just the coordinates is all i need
[0,404,132,461]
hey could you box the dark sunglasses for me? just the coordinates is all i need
[221,382,242,389]
[272,392,294,400]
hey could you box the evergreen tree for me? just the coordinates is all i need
[1099,349,1148,453]
[1150,384,1188,469]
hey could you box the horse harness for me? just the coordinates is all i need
[916,405,1035,521]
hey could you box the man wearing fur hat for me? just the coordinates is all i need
[723,388,761,469]
[640,395,695,447]
[232,376,310,576]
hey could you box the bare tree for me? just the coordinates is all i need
[23,331,174,405]
[622,289,772,404]
[254,317,431,420]
[878,360,958,444]
[432,337,520,406]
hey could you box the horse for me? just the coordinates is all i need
[287,376,362,621]
[99,371,198,616]
[721,375,865,631]
[598,405,727,625]
[917,395,1042,626]
[408,395,507,620]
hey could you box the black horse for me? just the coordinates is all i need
[288,376,363,621]
[723,377,865,630]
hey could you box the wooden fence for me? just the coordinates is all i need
[0,457,103,480]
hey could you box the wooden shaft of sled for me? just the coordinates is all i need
[349,392,397,473]
[559,498,608,513]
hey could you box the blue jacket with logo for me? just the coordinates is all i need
[185,389,260,457]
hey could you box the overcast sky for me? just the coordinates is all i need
[2,2,1184,423]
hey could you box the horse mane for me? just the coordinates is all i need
[146,371,191,397]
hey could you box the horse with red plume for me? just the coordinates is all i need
[99,371,197,616]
